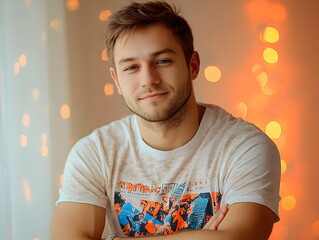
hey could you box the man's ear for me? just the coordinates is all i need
[110,67,122,95]
[189,51,200,81]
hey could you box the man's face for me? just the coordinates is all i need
[110,24,197,123]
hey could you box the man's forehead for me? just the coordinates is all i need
[113,25,182,63]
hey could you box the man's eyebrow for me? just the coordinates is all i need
[151,48,177,57]
[117,48,177,65]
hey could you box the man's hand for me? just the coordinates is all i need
[203,204,229,230]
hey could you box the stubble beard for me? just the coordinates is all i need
[123,78,193,128]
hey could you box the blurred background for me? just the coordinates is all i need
[1,0,318,239]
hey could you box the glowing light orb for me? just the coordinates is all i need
[263,47,278,64]
[204,66,222,83]
[265,121,282,139]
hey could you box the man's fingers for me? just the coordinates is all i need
[203,204,229,230]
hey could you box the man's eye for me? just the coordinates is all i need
[124,65,138,72]
[156,59,172,65]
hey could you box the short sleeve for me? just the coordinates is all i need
[57,133,108,209]
[221,131,281,222]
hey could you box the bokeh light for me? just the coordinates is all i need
[104,83,114,96]
[22,179,31,203]
[41,145,48,157]
[101,48,108,61]
[60,104,70,119]
[257,71,268,87]
[204,66,222,83]
[281,159,287,175]
[261,85,275,96]
[19,54,27,67]
[20,134,28,147]
[22,113,30,127]
[235,101,248,119]
[42,133,47,145]
[262,26,279,43]
[281,195,296,211]
[99,10,112,22]
[66,0,79,11]
[265,120,282,139]
[50,19,63,32]
[263,47,279,64]
[14,62,20,75]
[251,63,263,75]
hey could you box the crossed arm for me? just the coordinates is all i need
[51,201,275,240]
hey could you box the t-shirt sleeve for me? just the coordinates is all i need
[221,131,281,222]
[57,132,108,209]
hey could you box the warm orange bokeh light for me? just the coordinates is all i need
[235,101,248,119]
[19,54,27,67]
[50,19,63,32]
[251,63,263,75]
[42,133,47,145]
[99,10,112,22]
[281,195,296,211]
[261,85,275,96]
[22,113,30,127]
[20,134,28,147]
[263,47,279,64]
[101,48,108,61]
[60,104,70,119]
[262,26,279,43]
[265,120,282,139]
[204,66,222,83]
[104,83,114,96]
[257,71,268,87]
[66,0,79,11]
[281,159,287,175]
[14,62,20,75]
[41,145,48,157]
[22,179,31,203]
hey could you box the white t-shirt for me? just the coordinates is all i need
[58,104,281,237]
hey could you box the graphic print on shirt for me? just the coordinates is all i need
[114,180,222,237]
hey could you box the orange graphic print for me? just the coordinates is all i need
[115,181,222,237]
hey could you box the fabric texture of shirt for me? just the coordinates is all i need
[57,103,281,237]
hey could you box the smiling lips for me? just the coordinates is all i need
[139,92,168,100]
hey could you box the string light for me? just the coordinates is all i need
[104,83,114,96]
[99,10,112,22]
[281,195,296,211]
[60,104,70,119]
[204,66,222,83]
[263,47,279,64]
[265,121,282,139]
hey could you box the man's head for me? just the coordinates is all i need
[105,1,194,68]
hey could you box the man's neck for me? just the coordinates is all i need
[137,101,206,151]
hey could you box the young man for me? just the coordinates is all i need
[52,1,280,239]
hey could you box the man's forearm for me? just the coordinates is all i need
[115,229,235,240]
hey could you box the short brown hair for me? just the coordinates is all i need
[105,1,194,67]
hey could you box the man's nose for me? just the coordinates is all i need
[141,65,161,87]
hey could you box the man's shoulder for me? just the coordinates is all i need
[72,114,135,151]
